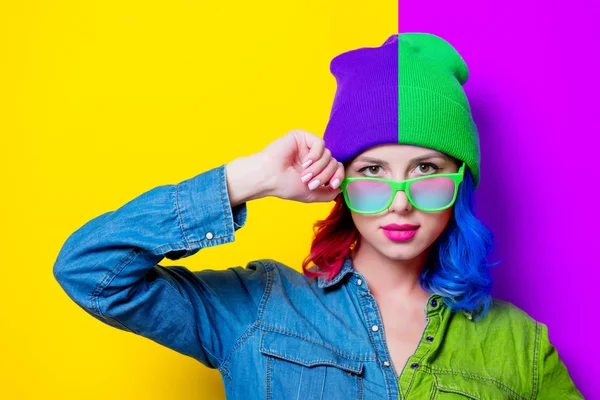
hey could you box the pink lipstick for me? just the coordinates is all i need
[381,223,420,242]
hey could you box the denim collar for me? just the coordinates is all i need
[316,254,476,321]
[317,254,354,289]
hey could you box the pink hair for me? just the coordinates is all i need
[301,193,360,281]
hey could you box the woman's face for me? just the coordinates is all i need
[344,144,461,262]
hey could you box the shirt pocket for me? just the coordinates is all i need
[431,373,516,400]
[259,329,365,400]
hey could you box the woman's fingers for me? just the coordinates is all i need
[307,156,338,191]
[297,131,325,169]
[310,160,344,202]
[329,162,345,189]
[289,130,347,202]
[301,148,332,189]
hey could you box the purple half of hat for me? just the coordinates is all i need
[322,34,398,164]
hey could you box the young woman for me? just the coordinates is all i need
[54,33,584,399]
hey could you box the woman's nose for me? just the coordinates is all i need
[387,189,412,212]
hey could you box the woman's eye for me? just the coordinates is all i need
[416,163,440,175]
[358,165,382,176]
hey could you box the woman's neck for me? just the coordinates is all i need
[350,242,431,304]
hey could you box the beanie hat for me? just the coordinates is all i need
[322,33,481,187]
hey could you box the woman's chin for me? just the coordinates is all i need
[378,244,424,261]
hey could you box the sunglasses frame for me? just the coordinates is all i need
[340,162,466,214]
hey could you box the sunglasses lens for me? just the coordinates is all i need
[346,180,392,213]
[409,177,456,210]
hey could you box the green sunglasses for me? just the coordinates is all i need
[339,162,466,214]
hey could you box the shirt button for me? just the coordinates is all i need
[431,299,438,307]
[371,325,379,332]
[426,336,434,342]
[383,361,390,367]
[357,279,362,286]
[205,232,214,240]
[411,363,419,369]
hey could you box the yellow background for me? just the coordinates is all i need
[0,1,396,398]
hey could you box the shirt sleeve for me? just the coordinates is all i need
[53,164,269,369]
[536,321,585,399]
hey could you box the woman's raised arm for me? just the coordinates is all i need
[53,155,270,368]
[53,129,344,368]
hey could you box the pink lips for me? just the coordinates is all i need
[381,223,420,242]
[382,223,419,230]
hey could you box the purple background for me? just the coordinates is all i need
[399,1,600,397]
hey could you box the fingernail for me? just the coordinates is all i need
[331,178,340,189]
[301,172,313,183]
[308,179,321,190]
[302,159,313,169]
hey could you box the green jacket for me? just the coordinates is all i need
[401,292,584,399]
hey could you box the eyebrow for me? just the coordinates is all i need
[353,152,447,166]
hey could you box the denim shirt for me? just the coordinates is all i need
[53,164,584,400]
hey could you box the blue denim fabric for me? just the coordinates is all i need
[53,165,584,400]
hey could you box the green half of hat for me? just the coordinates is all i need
[398,32,481,187]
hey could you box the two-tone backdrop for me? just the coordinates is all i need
[1,0,597,398]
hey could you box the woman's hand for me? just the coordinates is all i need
[258,129,345,203]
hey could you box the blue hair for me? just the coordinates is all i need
[420,167,500,322]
